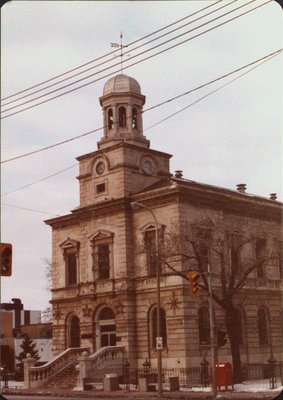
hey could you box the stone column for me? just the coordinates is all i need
[77,351,91,390]
[23,353,36,389]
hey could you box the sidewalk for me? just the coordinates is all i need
[1,386,282,400]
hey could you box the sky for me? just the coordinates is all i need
[1,0,282,313]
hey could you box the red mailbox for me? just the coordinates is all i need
[215,362,234,390]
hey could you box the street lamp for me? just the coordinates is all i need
[131,201,163,396]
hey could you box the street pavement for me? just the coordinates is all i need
[1,388,283,400]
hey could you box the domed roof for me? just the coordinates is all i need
[103,74,141,96]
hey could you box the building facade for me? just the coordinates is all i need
[45,74,283,371]
[0,298,52,371]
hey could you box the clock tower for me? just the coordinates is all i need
[76,74,172,207]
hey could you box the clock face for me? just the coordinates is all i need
[142,157,154,174]
[96,161,105,175]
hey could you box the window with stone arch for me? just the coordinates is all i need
[118,106,126,128]
[257,307,269,346]
[91,231,114,280]
[67,314,80,348]
[107,108,114,130]
[132,107,138,129]
[198,306,210,345]
[60,238,80,286]
[148,305,167,349]
[234,307,245,346]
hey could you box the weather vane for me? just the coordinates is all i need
[111,32,128,74]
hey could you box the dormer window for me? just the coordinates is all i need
[118,106,126,128]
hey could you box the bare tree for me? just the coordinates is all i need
[41,257,52,323]
[161,219,277,383]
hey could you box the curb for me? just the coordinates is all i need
[0,388,282,399]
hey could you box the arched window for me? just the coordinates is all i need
[199,306,210,345]
[234,308,244,345]
[132,107,138,129]
[149,306,167,349]
[258,308,269,346]
[99,307,116,347]
[68,315,80,347]
[107,109,113,130]
[118,106,126,128]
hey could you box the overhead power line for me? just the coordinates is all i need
[145,49,282,131]
[1,0,269,120]
[2,47,281,197]
[1,0,247,113]
[1,164,77,196]
[1,202,61,216]
[1,0,223,104]
[2,48,281,165]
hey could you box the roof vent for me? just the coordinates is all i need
[175,170,183,178]
[269,193,277,201]
[236,183,247,193]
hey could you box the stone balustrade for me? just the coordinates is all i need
[89,345,125,369]
[24,347,88,388]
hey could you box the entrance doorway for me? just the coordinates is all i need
[98,307,116,347]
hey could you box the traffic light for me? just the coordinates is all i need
[217,329,227,347]
[188,271,200,297]
[1,243,12,277]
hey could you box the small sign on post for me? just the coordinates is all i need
[156,336,163,350]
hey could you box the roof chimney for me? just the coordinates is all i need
[236,183,247,193]
[175,170,183,178]
[269,193,277,201]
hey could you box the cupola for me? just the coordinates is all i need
[98,74,149,149]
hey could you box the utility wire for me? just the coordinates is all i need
[1,164,77,196]
[1,0,255,113]
[2,48,281,198]
[1,202,61,216]
[2,0,222,102]
[145,50,282,131]
[2,47,281,165]
[2,0,267,119]
[1,0,247,112]
[2,0,224,105]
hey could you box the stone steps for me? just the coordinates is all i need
[43,364,79,389]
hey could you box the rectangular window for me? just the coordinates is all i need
[255,239,266,278]
[199,241,209,272]
[145,230,157,277]
[199,307,210,345]
[196,228,211,273]
[96,183,106,194]
[97,244,110,279]
[66,252,77,285]
[278,240,283,279]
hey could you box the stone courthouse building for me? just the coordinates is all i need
[45,74,283,373]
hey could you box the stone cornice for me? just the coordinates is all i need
[76,141,172,162]
[45,177,282,227]
[45,197,132,228]
[133,180,282,222]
